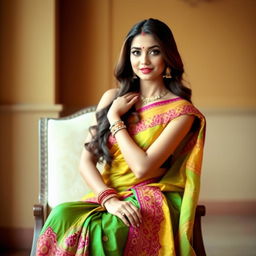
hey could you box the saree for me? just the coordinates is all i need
[36,97,206,256]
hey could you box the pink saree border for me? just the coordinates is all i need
[109,102,201,145]
[124,186,164,256]
[137,97,182,113]
[129,104,201,136]
[36,227,90,256]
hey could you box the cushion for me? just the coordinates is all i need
[47,111,100,208]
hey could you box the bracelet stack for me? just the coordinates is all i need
[97,188,118,207]
[109,120,126,137]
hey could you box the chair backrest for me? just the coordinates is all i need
[39,106,97,208]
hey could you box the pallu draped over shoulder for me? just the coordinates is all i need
[36,97,206,256]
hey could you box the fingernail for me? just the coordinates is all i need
[137,224,140,228]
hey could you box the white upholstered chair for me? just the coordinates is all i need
[30,106,206,255]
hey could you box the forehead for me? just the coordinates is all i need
[131,34,159,48]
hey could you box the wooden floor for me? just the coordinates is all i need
[1,215,256,256]
[203,215,256,256]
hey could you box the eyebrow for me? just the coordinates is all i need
[131,45,160,50]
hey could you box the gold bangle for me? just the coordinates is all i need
[110,120,126,136]
[112,126,126,137]
[109,120,123,130]
[111,123,126,133]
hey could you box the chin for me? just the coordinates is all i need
[140,75,161,81]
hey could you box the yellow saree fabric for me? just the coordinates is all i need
[84,97,206,255]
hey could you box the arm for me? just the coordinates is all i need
[107,93,195,179]
[79,89,117,194]
[79,149,107,194]
[79,89,142,227]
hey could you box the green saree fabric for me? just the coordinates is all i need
[36,97,206,256]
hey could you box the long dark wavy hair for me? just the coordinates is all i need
[85,18,192,164]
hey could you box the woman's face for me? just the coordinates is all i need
[130,33,165,82]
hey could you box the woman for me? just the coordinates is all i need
[36,18,206,256]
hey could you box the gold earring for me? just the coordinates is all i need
[163,67,172,78]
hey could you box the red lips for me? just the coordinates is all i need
[140,68,153,74]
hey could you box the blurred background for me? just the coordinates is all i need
[0,0,255,255]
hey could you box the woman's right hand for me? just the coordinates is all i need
[104,197,142,227]
[107,92,139,122]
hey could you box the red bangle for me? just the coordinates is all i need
[101,194,118,207]
[97,188,118,206]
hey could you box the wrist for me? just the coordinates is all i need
[107,113,120,125]
[97,187,118,207]
[103,196,119,207]
[109,120,127,137]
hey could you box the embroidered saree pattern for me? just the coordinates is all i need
[124,186,164,256]
[36,98,206,256]
[37,227,90,256]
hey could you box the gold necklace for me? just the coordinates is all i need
[140,90,168,105]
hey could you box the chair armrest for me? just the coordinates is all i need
[30,204,46,256]
[196,204,206,217]
[193,205,206,256]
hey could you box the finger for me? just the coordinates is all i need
[117,212,130,227]
[129,203,142,221]
[124,93,139,101]
[127,204,142,225]
[125,207,140,227]
[122,209,138,227]
[123,95,139,106]
[128,95,139,104]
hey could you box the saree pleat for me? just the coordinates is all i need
[36,98,206,256]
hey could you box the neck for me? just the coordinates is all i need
[139,79,166,97]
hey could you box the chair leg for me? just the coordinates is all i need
[30,204,45,256]
[193,205,206,256]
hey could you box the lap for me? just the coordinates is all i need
[38,200,129,255]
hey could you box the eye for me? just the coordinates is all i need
[131,50,141,56]
[149,49,161,56]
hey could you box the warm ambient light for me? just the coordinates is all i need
[181,0,214,6]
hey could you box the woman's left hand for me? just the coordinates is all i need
[104,197,142,227]
[107,92,139,122]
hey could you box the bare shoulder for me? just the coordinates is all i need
[169,114,195,129]
[162,114,195,137]
[96,88,118,111]
[173,114,195,123]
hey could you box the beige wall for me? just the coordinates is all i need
[0,0,255,230]
[0,0,55,104]
[200,110,256,202]
[0,0,59,229]
[0,106,62,228]
[57,0,256,109]
[57,0,111,108]
[110,0,256,108]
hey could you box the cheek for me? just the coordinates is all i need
[156,58,165,71]
[130,57,139,68]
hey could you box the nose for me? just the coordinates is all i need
[140,52,150,65]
